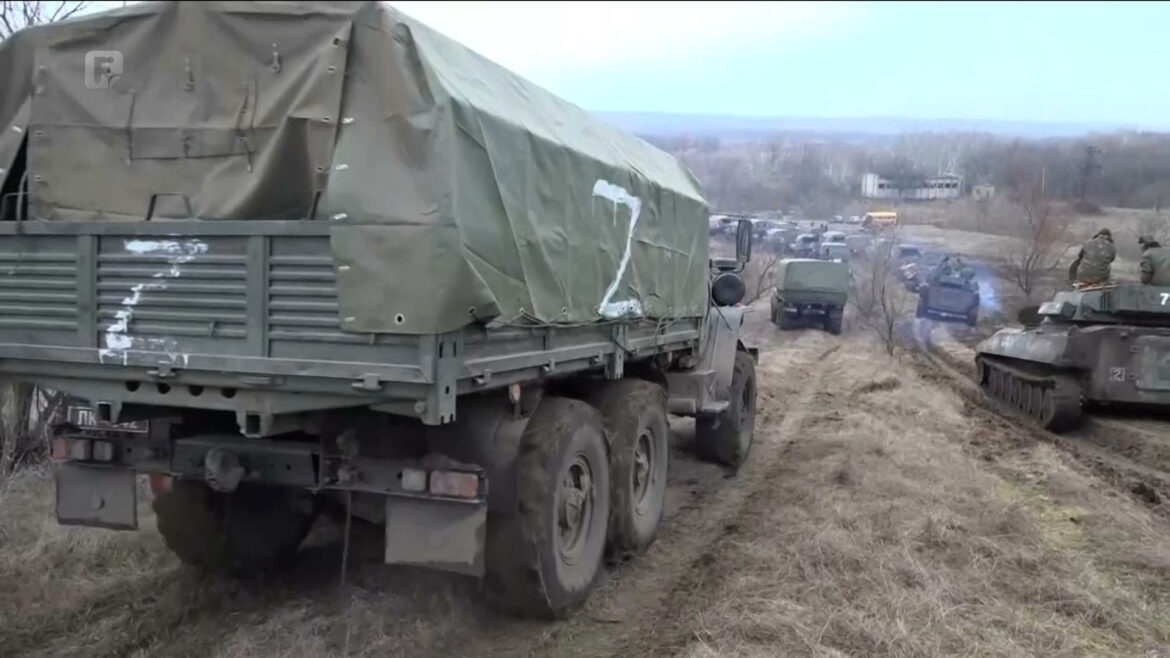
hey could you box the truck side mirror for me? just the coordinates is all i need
[736,219,753,265]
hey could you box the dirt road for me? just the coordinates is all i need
[2,313,1169,657]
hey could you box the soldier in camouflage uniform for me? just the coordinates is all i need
[1139,235,1170,285]
[1068,229,1116,286]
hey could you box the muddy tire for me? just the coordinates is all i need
[825,309,844,335]
[587,380,669,559]
[154,480,314,573]
[484,396,610,619]
[777,311,793,330]
[695,351,757,468]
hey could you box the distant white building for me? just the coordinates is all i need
[860,172,963,200]
[972,184,996,200]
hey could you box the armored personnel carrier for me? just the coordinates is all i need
[975,283,1170,432]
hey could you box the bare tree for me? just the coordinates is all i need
[850,234,912,355]
[743,247,782,305]
[1131,210,1170,246]
[998,175,1070,302]
[0,1,90,40]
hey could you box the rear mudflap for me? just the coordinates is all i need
[55,463,138,530]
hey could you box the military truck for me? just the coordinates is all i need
[0,1,760,620]
[975,282,1170,432]
[770,259,849,335]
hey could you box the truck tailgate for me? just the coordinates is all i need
[0,221,426,383]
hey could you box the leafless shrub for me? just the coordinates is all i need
[0,1,90,40]
[742,247,782,305]
[994,176,1073,302]
[850,232,912,355]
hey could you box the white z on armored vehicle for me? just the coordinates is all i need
[0,1,759,619]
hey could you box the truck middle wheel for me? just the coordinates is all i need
[587,379,670,559]
[484,396,611,619]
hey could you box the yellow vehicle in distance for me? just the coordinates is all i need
[862,210,898,231]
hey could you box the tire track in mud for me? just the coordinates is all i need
[435,332,842,658]
[909,333,1170,515]
[605,342,841,658]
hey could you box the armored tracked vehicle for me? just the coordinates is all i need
[0,1,759,620]
[916,272,980,326]
[975,283,1170,432]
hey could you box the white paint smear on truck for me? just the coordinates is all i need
[99,239,209,364]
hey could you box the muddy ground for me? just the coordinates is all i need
[3,292,1170,657]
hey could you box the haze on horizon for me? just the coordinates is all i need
[68,1,1170,131]
[391,1,1167,130]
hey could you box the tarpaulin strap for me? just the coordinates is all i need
[234,82,255,172]
[124,90,137,166]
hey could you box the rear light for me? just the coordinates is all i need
[148,474,173,494]
[429,470,481,499]
[51,437,92,462]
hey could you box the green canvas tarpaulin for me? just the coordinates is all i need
[776,259,852,293]
[0,1,710,335]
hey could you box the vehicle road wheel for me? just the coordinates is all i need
[825,309,844,335]
[153,480,314,573]
[695,351,757,468]
[587,380,669,559]
[966,308,979,327]
[484,396,610,619]
[777,311,793,330]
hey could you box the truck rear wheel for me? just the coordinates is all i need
[825,309,844,335]
[695,351,757,468]
[587,380,669,559]
[153,480,314,573]
[484,396,610,619]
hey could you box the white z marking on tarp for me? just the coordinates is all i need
[592,179,643,319]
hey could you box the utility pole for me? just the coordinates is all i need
[1079,145,1103,205]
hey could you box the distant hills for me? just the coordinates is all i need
[593,111,1152,141]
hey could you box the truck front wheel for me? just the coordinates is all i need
[484,396,611,619]
[587,380,669,559]
[695,351,757,468]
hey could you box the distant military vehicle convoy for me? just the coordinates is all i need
[976,283,1170,432]
[770,259,850,335]
[0,1,759,619]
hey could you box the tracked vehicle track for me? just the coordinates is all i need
[974,354,1082,432]
[917,345,1170,513]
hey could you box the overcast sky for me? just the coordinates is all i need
[78,1,1169,127]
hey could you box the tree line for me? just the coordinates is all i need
[644,130,1170,215]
